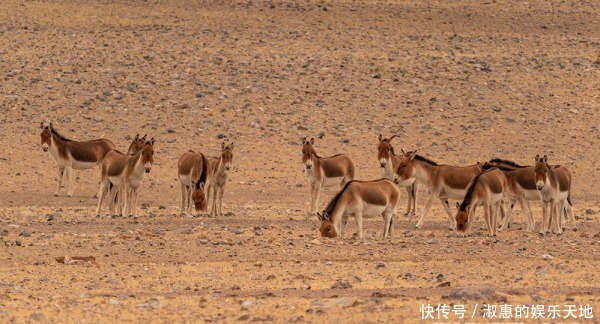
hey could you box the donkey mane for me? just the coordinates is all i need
[414,154,438,166]
[482,162,514,172]
[324,180,355,217]
[50,128,72,142]
[459,168,496,211]
[488,158,527,168]
[196,154,209,189]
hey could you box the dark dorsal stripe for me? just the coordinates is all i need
[324,180,355,216]
[196,154,208,189]
[488,158,527,168]
[482,162,514,172]
[51,128,72,142]
[414,154,438,166]
[459,168,496,211]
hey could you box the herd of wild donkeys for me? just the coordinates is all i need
[39,123,575,240]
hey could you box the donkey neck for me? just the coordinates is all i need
[412,159,437,186]
[383,153,401,179]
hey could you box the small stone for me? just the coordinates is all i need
[233,228,245,235]
[20,231,31,237]
[196,92,205,98]
[492,107,502,112]
[585,209,595,215]
[375,261,385,269]
[167,128,176,133]
[241,299,255,310]
[317,131,325,139]
[373,73,382,79]
[199,239,209,245]
[427,238,438,244]
[174,228,194,235]
[541,254,554,260]
[15,240,22,246]
[570,108,579,114]
[29,312,45,321]
[342,139,350,143]
[437,273,444,282]
[297,125,308,131]
[0,229,8,236]
[331,279,353,289]
[217,134,226,139]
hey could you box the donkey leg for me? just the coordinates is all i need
[483,204,492,236]
[95,180,108,216]
[415,194,435,229]
[566,200,577,231]
[312,184,322,215]
[131,188,139,217]
[411,183,418,216]
[499,199,515,231]
[180,183,187,216]
[555,201,564,234]
[218,185,226,216]
[355,212,364,239]
[210,185,218,216]
[441,199,456,230]
[66,166,75,197]
[382,211,393,239]
[404,185,412,216]
[55,166,65,196]
[108,184,120,216]
[540,202,549,234]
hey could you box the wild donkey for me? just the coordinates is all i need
[40,122,115,197]
[122,138,155,217]
[455,168,507,236]
[95,134,146,216]
[207,142,234,216]
[533,155,575,234]
[178,150,210,216]
[302,137,355,218]
[317,179,400,239]
[377,134,417,216]
[393,150,482,230]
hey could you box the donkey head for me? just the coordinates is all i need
[534,154,550,190]
[317,211,337,238]
[191,180,208,213]
[221,142,234,171]
[393,149,418,186]
[301,137,316,169]
[141,138,155,173]
[40,122,54,151]
[377,134,397,168]
[455,202,469,232]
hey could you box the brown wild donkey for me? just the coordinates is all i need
[455,167,507,236]
[302,137,355,218]
[95,134,147,216]
[317,179,400,239]
[207,142,234,216]
[178,150,210,216]
[393,150,482,230]
[377,134,417,216]
[533,155,575,234]
[122,138,155,217]
[40,122,115,197]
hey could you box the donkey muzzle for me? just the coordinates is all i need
[42,144,49,151]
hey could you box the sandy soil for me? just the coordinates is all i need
[0,0,599,322]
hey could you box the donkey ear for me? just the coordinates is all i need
[40,122,45,129]
[401,148,406,155]
[141,134,147,140]
[150,137,156,145]
[410,150,418,160]
[221,142,225,150]
[378,134,383,142]
[134,134,139,140]
[389,134,397,142]
[229,142,234,150]
[542,155,548,163]
[456,202,460,209]
[301,137,307,145]
[309,138,314,145]
[535,154,540,163]
[48,122,54,130]
[317,212,323,221]
[199,181,205,189]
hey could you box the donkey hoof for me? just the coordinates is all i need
[572,227,578,232]
[54,192,59,197]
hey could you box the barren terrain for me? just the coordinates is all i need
[0,0,599,322]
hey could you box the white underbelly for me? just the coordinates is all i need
[489,192,504,204]
[521,189,541,201]
[556,190,569,201]
[346,202,387,218]
[322,176,344,187]
[71,160,98,170]
[440,187,467,200]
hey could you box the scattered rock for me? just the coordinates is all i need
[196,92,205,98]
[29,312,45,322]
[167,128,176,133]
[427,238,438,244]
[20,231,31,237]
[233,228,245,234]
[55,255,98,266]
[375,261,385,269]
[443,285,507,302]
[541,254,554,260]
[331,279,352,289]
[310,297,358,311]
[174,228,194,235]
[241,299,255,310]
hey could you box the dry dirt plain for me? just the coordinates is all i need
[0,0,599,322]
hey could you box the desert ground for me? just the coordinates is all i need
[0,0,599,322]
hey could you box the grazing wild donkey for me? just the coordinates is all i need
[302,137,355,217]
[317,179,400,239]
[95,134,146,216]
[40,122,115,197]
[178,150,210,216]
[393,150,482,230]
[122,138,155,217]
[455,168,507,236]
[207,142,234,216]
[377,134,417,216]
[533,155,575,234]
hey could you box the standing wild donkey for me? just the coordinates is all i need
[393,150,482,230]
[302,137,355,218]
[455,168,507,236]
[377,134,417,216]
[122,138,155,217]
[533,155,575,234]
[178,150,210,216]
[317,179,400,239]
[207,142,234,216]
[95,134,147,216]
[40,122,115,197]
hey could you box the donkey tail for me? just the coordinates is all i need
[196,154,209,189]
